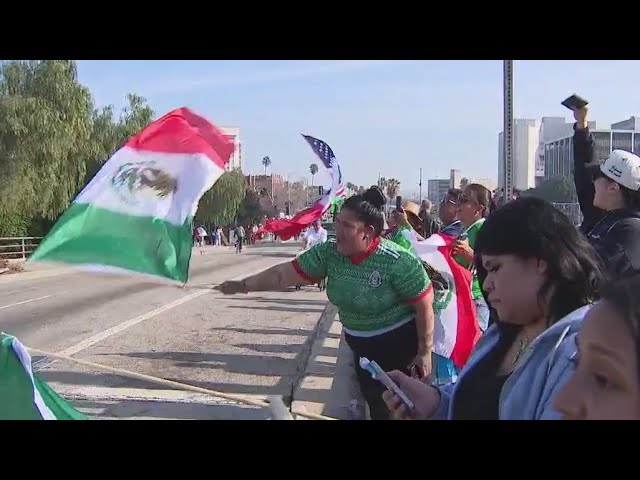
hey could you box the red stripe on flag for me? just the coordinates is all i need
[439,235,481,369]
[124,107,235,170]
[261,201,326,241]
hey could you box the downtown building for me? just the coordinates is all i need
[498,118,576,191]
[220,126,243,171]
[543,116,640,182]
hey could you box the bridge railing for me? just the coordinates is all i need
[551,202,583,227]
[0,237,43,260]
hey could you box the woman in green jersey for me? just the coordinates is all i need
[452,183,493,332]
[216,186,435,420]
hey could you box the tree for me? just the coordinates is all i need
[460,177,470,189]
[345,182,356,193]
[523,177,577,203]
[0,60,94,226]
[84,93,154,185]
[385,178,401,201]
[195,169,246,226]
[237,189,263,225]
[262,156,271,175]
[309,163,319,186]
[358,185,366,194]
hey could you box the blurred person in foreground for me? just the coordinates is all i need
[451,183,493,332]
[382,197,603,420]
[573,105,640,278]
[554,274,640,419]
[216,186,436,420]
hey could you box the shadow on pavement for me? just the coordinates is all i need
[70,399,270,420]
[223,296,328,306]
[225,305,324,314]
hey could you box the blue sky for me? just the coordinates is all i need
[76,60,640,198]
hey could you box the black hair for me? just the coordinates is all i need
[620,187,640,210]
[464,183,493,218]
[599,274,640,378]
[446,188,463,204]
[341,185,386,236]
[474,197,604,325]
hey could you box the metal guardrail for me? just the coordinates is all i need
[0,237,43,260]
[551,202,583,227]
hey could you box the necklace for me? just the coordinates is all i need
[512,335,531,366]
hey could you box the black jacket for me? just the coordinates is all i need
[573,125,640,278]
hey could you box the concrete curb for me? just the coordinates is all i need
[290,307,363,420]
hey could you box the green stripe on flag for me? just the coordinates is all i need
[31,202,194,283]
[0,335,87,420]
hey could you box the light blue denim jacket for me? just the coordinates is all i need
[430,304,590,420]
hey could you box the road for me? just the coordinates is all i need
[0,242,331,420]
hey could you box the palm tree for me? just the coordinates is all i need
[309,163,319,186]
[385,178,401,202]
[262,156,271,175]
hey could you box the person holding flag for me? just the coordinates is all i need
[217,186,436,420]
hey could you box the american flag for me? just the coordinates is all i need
[302,134,345,198]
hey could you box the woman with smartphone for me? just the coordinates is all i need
[451,183,493,332]
[215,186,436,420]
[572,103,640,279]
[382,197,603,420]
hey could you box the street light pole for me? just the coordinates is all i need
[503,60,514,202]
[418,168,423,202]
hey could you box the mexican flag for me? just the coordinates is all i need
[411,233,481,368]
[0,334,87,420]
[30,108,235,284]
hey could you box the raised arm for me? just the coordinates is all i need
[216,261,313,294]
[216,242,330,294]
[572,106,603,232]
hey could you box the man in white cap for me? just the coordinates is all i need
[573,105,640,277]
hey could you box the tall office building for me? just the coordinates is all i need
[428,178,450,206]
[543,117,640,183]
[498,119,539,191]
[220,126,242,171]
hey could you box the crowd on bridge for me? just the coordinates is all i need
[217,103,640,420]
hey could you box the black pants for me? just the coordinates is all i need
[236,237,244,253]
[344,321,418,420]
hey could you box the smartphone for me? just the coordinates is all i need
[457,232,468,241]
[396,195,402,211]
[561,94,589,111]
[359,357,415,410]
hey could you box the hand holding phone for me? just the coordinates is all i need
[360,357,415,410]
[561,94,589,111]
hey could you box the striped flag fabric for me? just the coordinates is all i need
[259,135,345,240]
[410,233,481,368]
[29,108,235,284]
[0,334,87,420]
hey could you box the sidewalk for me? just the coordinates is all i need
[291,309,363,420]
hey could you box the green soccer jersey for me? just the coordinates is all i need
[454,218,485,300]
[292,237,432,333]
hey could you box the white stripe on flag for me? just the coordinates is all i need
[10,337,56,420]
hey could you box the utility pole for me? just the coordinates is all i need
[503,60,514,203]
[418,168,423,202]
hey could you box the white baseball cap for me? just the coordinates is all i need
[590,150,640,192]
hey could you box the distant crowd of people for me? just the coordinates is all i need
[215,102,640,420]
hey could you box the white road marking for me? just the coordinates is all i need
[33,261,289,371]
[0,294,58,311]
[50,385,267,406]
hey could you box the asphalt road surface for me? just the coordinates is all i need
[0,242,329,420]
